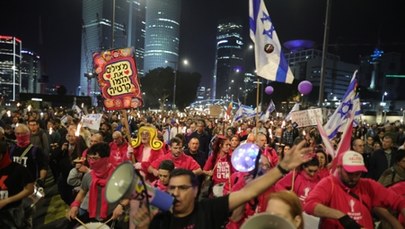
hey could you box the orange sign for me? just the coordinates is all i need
[93,47,143,110]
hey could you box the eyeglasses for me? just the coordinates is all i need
[168,185,193,192]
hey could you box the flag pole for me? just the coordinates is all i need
[318,0,332,107]
[255,76,261,136]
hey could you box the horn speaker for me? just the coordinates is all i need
[105,162,174,211]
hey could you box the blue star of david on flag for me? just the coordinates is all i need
[337,101,353,118]
[324,71,360,139]
[260,12,275,39]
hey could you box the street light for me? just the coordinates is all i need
[380,91,388,107]
[165,59,190,109]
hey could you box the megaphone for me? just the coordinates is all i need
[231,143,260,172]
[105,162,174,211]
[241,213,296,229]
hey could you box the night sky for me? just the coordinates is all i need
[1,0,404,93]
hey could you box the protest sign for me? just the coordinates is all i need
[93,47,143,110]
[290,108,323,127]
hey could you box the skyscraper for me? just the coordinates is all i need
[21,50,41,94]
[143,0,181,73]
[79,0,146,97]
[213,19,244,100]
[0,35,22,101]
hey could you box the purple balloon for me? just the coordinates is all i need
[298,80,313,95]
[265,86,274,95]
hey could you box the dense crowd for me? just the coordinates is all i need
[1,105,405,229]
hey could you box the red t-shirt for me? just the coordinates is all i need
[304,175,405,229]
[275,169,321,204]
[388,181,405,227]
[109,141,130,169]
[151,152,201,171]
[204,154,235,185]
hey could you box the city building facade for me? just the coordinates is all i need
[143,0,181,73]
[213,19,244,101]
[0,35,22,101]
[21,50,42,94]
[284,43,358,105]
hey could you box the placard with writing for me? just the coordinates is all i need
[93,47,143,110]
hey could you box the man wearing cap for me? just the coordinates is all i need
[304,150,405,229]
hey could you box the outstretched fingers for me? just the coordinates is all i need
[282,140,313,170]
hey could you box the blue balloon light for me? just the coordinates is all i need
[231,143,260,172]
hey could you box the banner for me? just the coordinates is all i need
[81,114,103,131]
[290,108,323,127]
[93,47,143,111]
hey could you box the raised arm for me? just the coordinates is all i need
[228,141,312,211]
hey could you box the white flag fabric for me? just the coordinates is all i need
[233,105,256,123]
[260,100,276,121]
[249,0,294,83]
[285,103,300,121]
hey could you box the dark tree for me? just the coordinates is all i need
[56,85,67,95]
[140,67,201,110]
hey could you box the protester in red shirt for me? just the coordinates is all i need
[150,160,175,192]
[304,150,405,229]
[275,156,321,204]
[203,135,235,197]
[256,133,279,169]
[388,181,405,227]
[315,148,330,179]
[149,137,202,176]
[130,125,164,181]
[108,131,130,169]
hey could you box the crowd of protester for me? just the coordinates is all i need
[1,104,405,228]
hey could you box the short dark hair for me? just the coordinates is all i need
[170,137,183,146]
[159,160,175,171]
[302,156,319,168]
[87,142,110,158]
[170,168,199,187]
[28,119,39,124]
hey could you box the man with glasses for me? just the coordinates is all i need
[149,137,202,177]
[133,141,313,229]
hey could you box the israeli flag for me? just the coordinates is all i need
[249,0,294,84]
[285,102,300,121]
[233,105,256,123]
[324,71,358,139]
[260,100,276,121]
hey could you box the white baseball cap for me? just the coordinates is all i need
[338,150,368,173]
